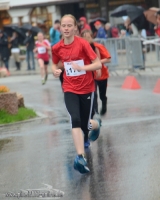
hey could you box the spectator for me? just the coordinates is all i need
[94,21,106,39]
[79,17,91,33]
[119,29,127,38]
[49,20,61,47]
[10,32,21,71]
[154,10,160,37]
[0,30,10,72]
[23,31,35,70]
[105,23,119,38]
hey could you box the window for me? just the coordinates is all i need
[0,11,11,29]
[30,7,52,34]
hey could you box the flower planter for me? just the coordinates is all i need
[0,92,18,115]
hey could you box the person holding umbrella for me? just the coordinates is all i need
[23,31,35,70]
[0,30,10,73]
[10,32,21,71]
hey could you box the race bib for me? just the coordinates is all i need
[38,47,46,54]
[64,60,86,77]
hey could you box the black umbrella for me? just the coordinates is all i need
[4,25,26,38]
[4,25,26,45]
[132,14,150,30]
[110,4,144,22]
[21,24,42,34]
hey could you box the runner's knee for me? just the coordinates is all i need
[71,116,81,128]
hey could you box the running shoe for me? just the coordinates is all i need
[74,155,90,174]
[45,73,48,82]
[84,140,90,148]
[42,79,45,85]
[88,114,101,142]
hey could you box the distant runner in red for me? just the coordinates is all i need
[34,32,51,85]
[81,30,111,116]
[52,14,102,174]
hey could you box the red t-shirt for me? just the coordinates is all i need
[95,65,109,80]
[155,26,160,37]
[93,42,111,80]
[35,40,50,61]
[52,36,97,94]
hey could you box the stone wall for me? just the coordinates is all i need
[0,92,18,115]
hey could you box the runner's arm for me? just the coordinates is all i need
[101,58,111,64]
[52,47,62,77]
[33,47,37,53]
[41,43,51,50]
[95,47,111,64]
[94,47,101,78]
[72,57,101,72]
[52,63,62,77]
[73,41,101,71]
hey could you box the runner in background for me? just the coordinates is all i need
[52,14,102,174]
[34,32,51,85]
[81,30,111,116]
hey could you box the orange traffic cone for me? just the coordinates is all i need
[153,79,160,94]
[122,76,141,90]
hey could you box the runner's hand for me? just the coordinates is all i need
[96,69,101,78]
[53,69,62,77]
[71,62,83,72]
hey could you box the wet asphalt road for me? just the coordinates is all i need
[0,74,160,200]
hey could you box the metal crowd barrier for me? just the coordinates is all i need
[94,36,160,73]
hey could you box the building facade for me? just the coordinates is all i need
[0,0,160,31]
[0,0,85,33]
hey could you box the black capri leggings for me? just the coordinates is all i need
[64,92,95,133]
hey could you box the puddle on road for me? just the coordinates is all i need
[0,138,12,151]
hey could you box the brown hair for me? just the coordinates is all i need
[60,14,77,26]
[81,29,93,38]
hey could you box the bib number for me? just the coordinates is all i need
[64,60,86,77]
[38,47,46,54]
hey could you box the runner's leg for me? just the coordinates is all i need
[64,92,84,155]
[44,63,48,82]
[64,92,90,174]
[38,59,45,84]
[93,81,99,114]
[80,92,94,148]
[97,79,108,115]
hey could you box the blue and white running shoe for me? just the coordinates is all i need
[89,114,101,142]
[74,155,90,174]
